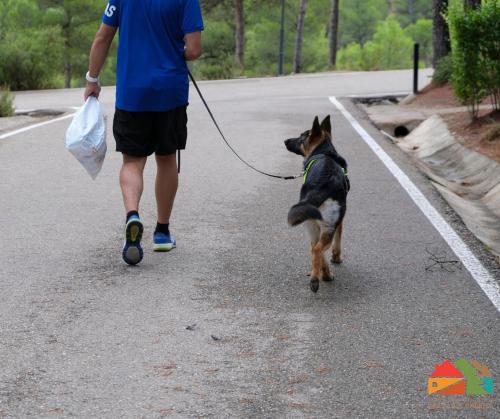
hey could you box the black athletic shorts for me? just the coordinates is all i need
[113,105,188,157]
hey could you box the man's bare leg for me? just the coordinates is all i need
[120,154,147,265]
[155,154,178,224]
[120,154,147,213]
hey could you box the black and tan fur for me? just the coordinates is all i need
[285,116,350,293]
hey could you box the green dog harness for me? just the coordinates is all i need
[303,158,348,184]
[303,159,317,183]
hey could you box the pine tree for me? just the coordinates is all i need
[328,0,340,68]
[432,0,450,66]
[464,0,481,10]
[234,0,245,71]
[293,0,307,73]
[39,0,103,88]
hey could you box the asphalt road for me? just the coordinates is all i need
[1,69,499,418]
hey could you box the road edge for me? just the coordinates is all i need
[0,112,76,141]
[330,96,500,313]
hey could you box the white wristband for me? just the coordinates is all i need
[86,71,99,83]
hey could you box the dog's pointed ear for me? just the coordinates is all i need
[311,116,321,137]
[320,115,331,134]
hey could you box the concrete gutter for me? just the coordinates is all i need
[396,115,500,261]
[362,102,495,138]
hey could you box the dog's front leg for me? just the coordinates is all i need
[321,256,333,282]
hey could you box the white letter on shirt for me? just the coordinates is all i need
[105,4,117,18]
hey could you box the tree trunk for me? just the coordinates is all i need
[328,0,340,68]
[293,0,307,74]
[464,0,481,10]
[234,0,245,71]
[387,0,396,14]
[432,0,451,67]
[63,21,72,89]
[64,63,72,89]
[408,0,416,23]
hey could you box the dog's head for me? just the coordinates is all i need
[284,115,332,158]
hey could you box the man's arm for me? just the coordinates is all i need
[84,23,118,100]
[184,32,202,61]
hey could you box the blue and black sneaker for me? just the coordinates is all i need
[153,231,176,252]
[122,216,144,265]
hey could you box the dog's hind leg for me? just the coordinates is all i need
[305,220,320,247]
[331,221,343,264]
[305,220,321,276]
[310,231,334,292]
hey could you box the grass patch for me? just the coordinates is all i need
[0,87,14,117]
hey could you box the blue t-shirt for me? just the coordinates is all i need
[102,0,204,112]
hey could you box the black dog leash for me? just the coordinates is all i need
[188,70,301,181]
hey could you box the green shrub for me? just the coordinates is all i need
[0,27,63,90]
[337,17,413,71]
[302,34,329,74]
[246,20,281,76]
[447,0,500,117]
[404,19,433,66]
[193,58,235,80]
[433,55,454,85]
[0,87,15,117]
[369,17,414,69]
[337,43,364,71]
[190,19,235,80]
[479,0,500,111]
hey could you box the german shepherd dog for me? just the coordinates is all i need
[284,116,350,293]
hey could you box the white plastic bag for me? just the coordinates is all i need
[65,96,107,179]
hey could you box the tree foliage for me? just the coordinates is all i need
[448,0,500,117]
[337,16,415,71]
[0,0,62,90]
[195,0,433,77]
[0,0,434,90]
[39,0,105,87]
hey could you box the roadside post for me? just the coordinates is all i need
[413,43,420,94]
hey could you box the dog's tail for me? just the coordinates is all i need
[288,202,322,226]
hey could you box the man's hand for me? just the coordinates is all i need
[84,82,101,101]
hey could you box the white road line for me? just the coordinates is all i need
[0,113,75,140]
[329,96,500,313]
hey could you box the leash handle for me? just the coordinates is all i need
[188,70,301,181]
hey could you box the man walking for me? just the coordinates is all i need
[84,1,204,265]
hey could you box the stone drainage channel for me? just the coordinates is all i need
[354,95,500,263]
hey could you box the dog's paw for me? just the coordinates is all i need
[322,274,334,282]
[310,278,319,293]
[331,254,343,264]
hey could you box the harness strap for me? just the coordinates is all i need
[303,159,317,183]
[303,158,350,192]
